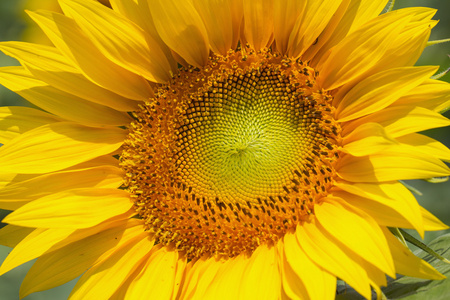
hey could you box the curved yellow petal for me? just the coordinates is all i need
[238,245,280,300]
[0,228,75,277]
[358,259,386,297]
[318,11,410,90]
[315,199,395,278]
[0,42,138,112]
[398,133,450,162]
[0,165,123,211]
[242,0,274,51]
[124,245,185,300]
[394,79,450,113]
[421,207,449,231]
[0,213,134,277]
[0,67,132,127]
[0,225,34,248]
[381,227,445,280]
[3,188,132,229]
[309,0,388,67]
[177,257,222,299]
[278,242,309,300]
[346,0,389,30]
[283,232,336,300]
[20,218,138,298]
[66,154,121,171]
[301,0,351,62]
[0,122,125,174]
[336,66,437,122]
[109,0,178,73]
[368,11,436,73]
[193,0,241,55]
[337,146,450,182]
[287,0,342,58]
[27,10,154,100]
[202,254,248,299]
[0,106,61,144]
[69,231,154,300]
[331,10,436,100]
[150,0,209,68]
[341,122,398,156]
[342,106,450,138]
[273,0,305,55]
[334,181,424,237]
[296,221,372,300]
[59,0,172,83]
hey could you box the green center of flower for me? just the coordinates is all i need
[121,49,340,259]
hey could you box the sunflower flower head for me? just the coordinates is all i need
[0,0,450,299]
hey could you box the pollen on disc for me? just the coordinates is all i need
[121,48,340,259]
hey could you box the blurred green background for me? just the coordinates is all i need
[0,0,449,299]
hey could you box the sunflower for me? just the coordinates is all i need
[1,0,450,299]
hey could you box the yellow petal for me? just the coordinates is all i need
[202,255,248,299]
[296,221,372,300]
[229,0,244,50]
[109,0,178,73]
[0,228,75,277]
[59,0,172,83]
[341,122,398,156]
[315,199,395,277]
[278,241,309,300]
[273,0,306,55]
[66,154,121,171]
[124,245,185,300]
[150,0,209,68]
[301,0,351,62]
[318,11,410,90]
[336,66,437,122]
[0,41,138,112]
[0,67,132,127]
[345,0,390,31]
[0,165,123,210]
[0,106,61,144]
[3,188,132,229]
[358,259,386,297]
[0,214,134,277]
[20,218,138,298]
[397,133,450,162]
[238,245,280,300]
[287,0,342,58]
[331,10,436,100]
[178,257,222,299]
[193,0,241,55]
[0,173,37,190]
[381,227,445,280]
[242,0,274,51]
[309,0,389,67]
[421,206,449,231]
[394,79,450,113]
[337,145,450,182]
[0,122,125,174]
[27,10,154,100]
[69,231,154,300]
[283,232,336,300]
[0,225,34,248]
[334,181,424,237]
[342,106,450,138]
[368,12,436,73]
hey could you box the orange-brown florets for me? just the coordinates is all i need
[121,49,340,259]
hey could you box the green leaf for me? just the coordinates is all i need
[382,233,450,299]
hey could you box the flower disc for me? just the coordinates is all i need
[121,50,341,258]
